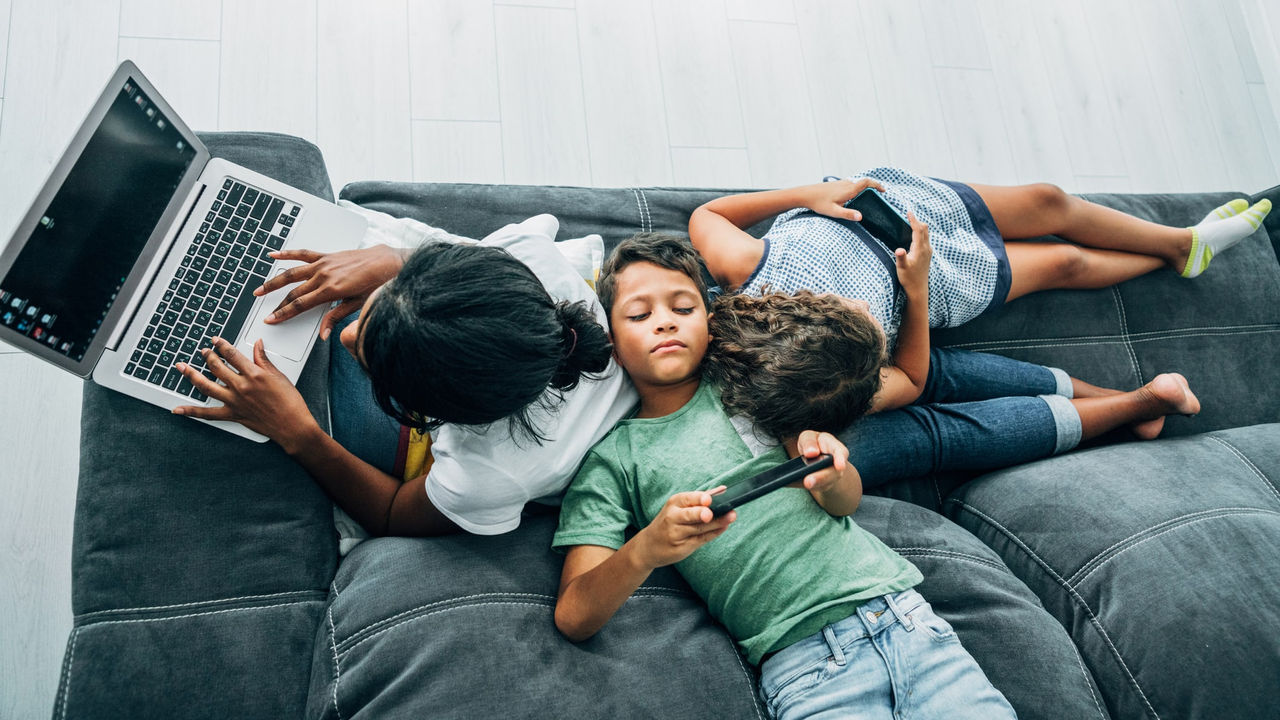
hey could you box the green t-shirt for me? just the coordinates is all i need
[553,381,922,665]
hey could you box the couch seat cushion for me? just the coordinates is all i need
[948,423,1280,720]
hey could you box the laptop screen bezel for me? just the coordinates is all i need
[0,60,210,377]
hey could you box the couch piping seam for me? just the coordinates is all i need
[328,600,344,720]
[949,499,1162,719]
[57,627,78,720]
[1207,435,1280,505]
[943,324,1280,353]
[891,547,1007,572]
[1070,509,1277,589]
[74,589,324,621]
[1067,507,1280,586]
[1112,286,1143,382]
[340,600,556,659]
[637,187,653,233]
[335,591,558,650]
[74,598,319,628]
[1067,632,1107,719]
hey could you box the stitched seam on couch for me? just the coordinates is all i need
[630,188,652,233]
[1207,434,1280,505]
[335,588,693,658]
[55,627,79,720]
[1112,286,1143,382]
[947,499,1162,719]
[891,547,1007,573]
[328,588,345,720]
[942,323,1280,353]
[73,598,324,630]
[73,589,329,624]
[1067,507,1280,587]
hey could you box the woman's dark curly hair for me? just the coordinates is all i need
[704,291,886,440]
[357,242,612,443]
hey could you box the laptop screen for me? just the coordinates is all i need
[0,77,197,362]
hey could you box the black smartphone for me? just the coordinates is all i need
[709,454,835,516]
[844,189,913,252]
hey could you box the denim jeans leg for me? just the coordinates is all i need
[841,396,1061,488]
[920,347,1072,403]
[329,313,402,475]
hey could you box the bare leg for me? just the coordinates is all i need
[1071,373,1200,442]
[969,182,1194,299]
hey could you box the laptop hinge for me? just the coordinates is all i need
[103,181,208,352]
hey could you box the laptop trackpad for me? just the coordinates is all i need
[243,267,321,362]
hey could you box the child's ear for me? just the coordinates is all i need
[607,330,620,361]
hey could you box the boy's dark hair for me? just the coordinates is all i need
[704,291,887,440]
[358,242,612,442]
[597,233,710,315]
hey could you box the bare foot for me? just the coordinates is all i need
[1132,373,1199,440]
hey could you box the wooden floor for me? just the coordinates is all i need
[1,0,1278,716]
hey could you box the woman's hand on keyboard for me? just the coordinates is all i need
[172,337,320,452]
[255,244,408,339]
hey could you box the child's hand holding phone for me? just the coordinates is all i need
[894,212,932,299]
[634,488,736,569]
[792,430,863,516]
[807,178,887,221]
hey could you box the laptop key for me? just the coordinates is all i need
[243,187,259,205]
[208,255,223,270]
[148,339,163,354]
[148,367,166,385]
[181,338,198,356]
[154,325,171,341]
[162,369,182,391]
[125,362,137,376]
[158,351,175,368]
[177,377,195,397]
[266,235,284,250]
[248,192,270,220]
[227,182,245,205]
[133,365,150,380]
[140,353,157,369]
[262,198,285,230]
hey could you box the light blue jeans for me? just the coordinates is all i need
[758,589,1018,720]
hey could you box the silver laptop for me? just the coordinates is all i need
[0,60,367,442]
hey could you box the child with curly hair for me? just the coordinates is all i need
[553,233,1197,718]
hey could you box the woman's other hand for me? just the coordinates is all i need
[254,244,408,339]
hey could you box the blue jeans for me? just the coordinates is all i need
[329,314,401,473]
[758,589,1017,720]
[843,348,1081,488]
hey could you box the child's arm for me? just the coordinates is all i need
[785,430,863,517]
[871,212,933,412]
[689,178,886,290]
[555,489,735,642]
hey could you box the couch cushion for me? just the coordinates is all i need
[309,513,767,719]
[310,500,1107,720]
[948,423,1280,720]
[60,132,338,719]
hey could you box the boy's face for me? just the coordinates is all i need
[608,261,710,390]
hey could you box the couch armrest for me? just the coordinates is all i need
[56,133,338,719]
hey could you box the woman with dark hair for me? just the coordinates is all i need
[172,214,637,541]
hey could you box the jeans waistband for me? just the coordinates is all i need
[761,589,927,676]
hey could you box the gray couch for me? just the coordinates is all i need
[55,133,1280,719]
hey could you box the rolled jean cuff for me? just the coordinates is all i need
[1047,367,1074,398]
[1040,394,1082,454]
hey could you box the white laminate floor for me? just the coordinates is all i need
[1,1,1278,716]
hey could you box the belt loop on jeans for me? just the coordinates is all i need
[884,592,914,632]
[822,625,847,666]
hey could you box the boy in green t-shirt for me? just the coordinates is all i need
[553,233,1197,718]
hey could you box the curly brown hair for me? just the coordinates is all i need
[704,291,887,440]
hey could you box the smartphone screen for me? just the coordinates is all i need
[846,190,912,251]
[709,454,834,515]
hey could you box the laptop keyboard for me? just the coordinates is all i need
[124,178,301,401]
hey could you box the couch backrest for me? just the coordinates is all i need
[342,181,1280,510]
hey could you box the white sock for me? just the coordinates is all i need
[1182,199,1272,278]
[1198,198,1248,225]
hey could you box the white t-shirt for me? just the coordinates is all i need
[413,214,637,534]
